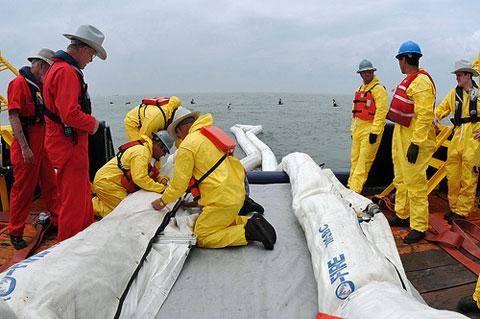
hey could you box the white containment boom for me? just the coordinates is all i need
[281,152,467,319]
[231,124,278,171]
[230,125,261,171]
[0,189,197,319]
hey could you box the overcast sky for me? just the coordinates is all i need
[1,0,479,98]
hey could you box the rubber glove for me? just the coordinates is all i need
[369,133,377,144]
[406,143,419,164]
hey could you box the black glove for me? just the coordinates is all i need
[406,143,419,164]
[369,133,377,144]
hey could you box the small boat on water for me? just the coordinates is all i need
[0,51,478,319]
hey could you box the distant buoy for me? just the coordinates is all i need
[125,101,131,105]
[109,101,113,105]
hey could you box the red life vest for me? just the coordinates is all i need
[387,70,435,127]
[188,126,237,199]
[142,96,170,107]
[352,83,378,121]
[116,140,160,193]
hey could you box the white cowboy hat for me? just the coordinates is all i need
[63,25,107,60]
[27,48,55,65]
[451,59,478,77]
[167,107,200,139]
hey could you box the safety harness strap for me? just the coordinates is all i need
[18,67,45,126]
[192,153,228,189]
[451,83,479,126]
[114,152,229,318]
[137,104,170,130]
[42,106,63,124]
[116,140,143,179]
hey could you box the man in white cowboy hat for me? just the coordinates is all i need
[348,59,388,194]
[43,25,106,241]
[151,108,277,250]
[6,48,59,249]
[435,59,480,224]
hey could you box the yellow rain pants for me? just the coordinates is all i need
[124,96,181,140]
[161,113,249,248]
[436,88,480,217]
[474,277,480,308]
[92,136,167,217]
[348,76,388,193]
[392,73,436,232]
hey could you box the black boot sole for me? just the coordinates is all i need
[239,197,265,216]
[252,214,277,243]
[251,216,276,250]
[10,237,28,250]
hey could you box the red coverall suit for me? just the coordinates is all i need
[7,72,59,237]
[43,57,97,241]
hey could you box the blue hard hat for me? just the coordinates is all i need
[396,41,422,59]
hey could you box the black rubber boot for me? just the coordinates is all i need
[444,211,466,224]
[239,196,265,216]
[458,296,480,313]
[244,214,276,250]
[387,215,410,227]
[9,235,27,250]
[403,229,425,244]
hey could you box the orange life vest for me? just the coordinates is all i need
[142,96,170,107]
[352,83,378,121]
[116,140,160,193]
[188,126,237,199]
[387,70,435,127]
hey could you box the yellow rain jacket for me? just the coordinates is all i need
[435,87,480,217]
[348,76,388,193]
[161,114,249,248]
[124,96,182,140]
[392,72,436,232]
[92,136,168,217]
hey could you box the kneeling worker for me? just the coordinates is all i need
[151,108,276,249]
[92,131,173,217]
[124,95,182,141]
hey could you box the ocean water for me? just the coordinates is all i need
[91,92,354,170]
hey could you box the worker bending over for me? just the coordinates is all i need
[124,95,182,141]
[92,131,172,217]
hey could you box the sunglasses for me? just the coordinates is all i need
[84,46,97,59]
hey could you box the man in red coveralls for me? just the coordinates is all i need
[7,49,60,249]
[43,25,106,241]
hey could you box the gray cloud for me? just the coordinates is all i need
[1,0,479,99]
